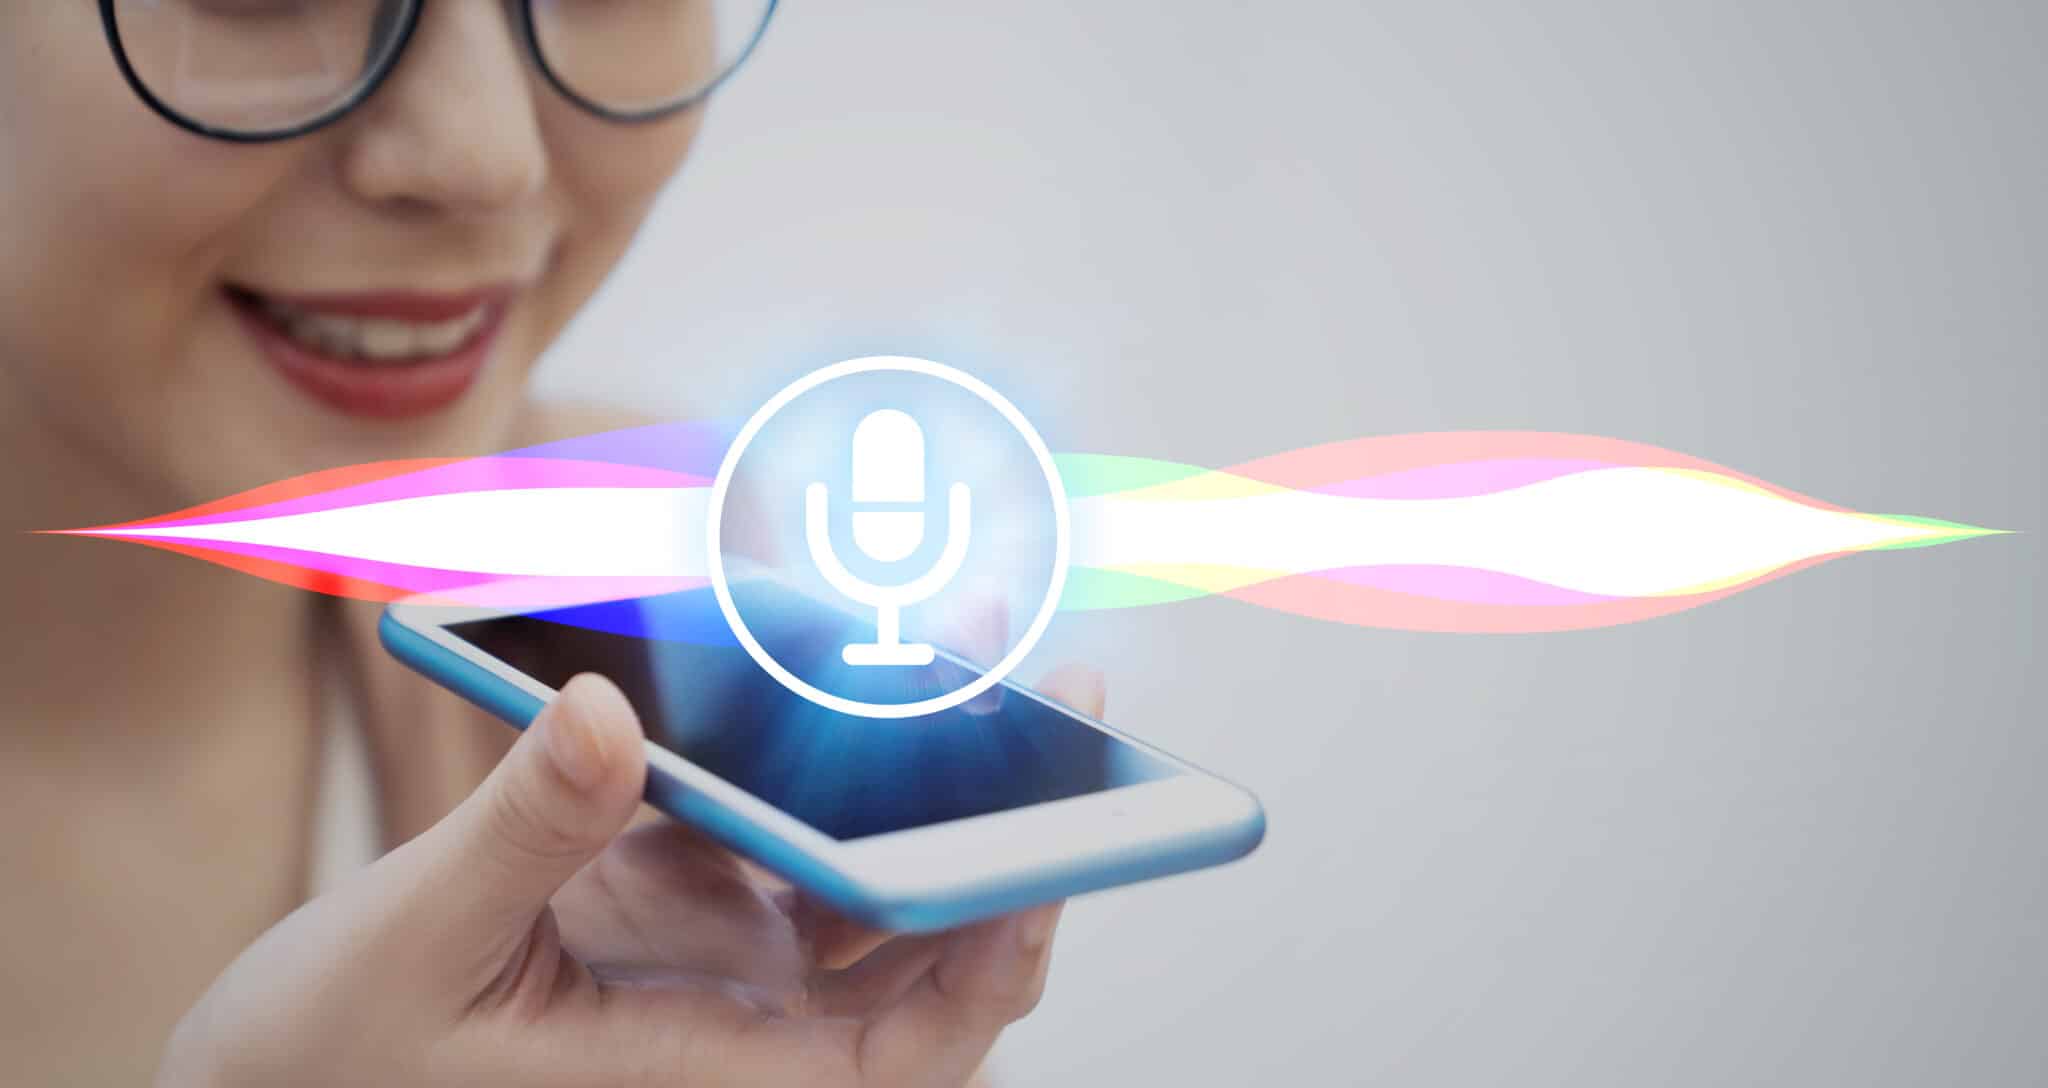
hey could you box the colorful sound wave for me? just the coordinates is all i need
[1058,432,1999,632]
[44,423,2004,635]
[42,422,731,610]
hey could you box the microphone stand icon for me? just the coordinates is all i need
[805,409,972,667]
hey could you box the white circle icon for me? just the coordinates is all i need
[705,356,1070,719]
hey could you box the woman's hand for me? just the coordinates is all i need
[158,668,1103,1088]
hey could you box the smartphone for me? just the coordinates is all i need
[379,575,1264,932]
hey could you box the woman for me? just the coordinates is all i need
[0,3,1089,1083]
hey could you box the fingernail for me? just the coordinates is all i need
[545,678,609,791]
[1081,672,1106,716]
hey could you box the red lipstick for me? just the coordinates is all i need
[226,285,513,420]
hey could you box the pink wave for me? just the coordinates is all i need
[1232,433,1847,512]
[1226,552,1846,633]
[1311,458,1612,499]
[407,576,708,609]
[144,457,703,530]
[1310,564,1615,606]
[96,532,703,609]
[114,535,503,594]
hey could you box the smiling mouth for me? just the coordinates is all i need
[251,293,495,361]
[225,284,513,419]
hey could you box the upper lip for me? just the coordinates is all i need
[228,284,519,322]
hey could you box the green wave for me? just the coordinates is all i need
[1865,528,2012,551]
[1054,454,1206,498]
[1862,514,2010,551]
[1058,566,1214,610]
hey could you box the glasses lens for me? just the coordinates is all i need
[529,0,774,117]
[110,0,412,136]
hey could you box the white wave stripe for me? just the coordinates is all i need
[1071,467,1947,598]
[85,469,1949,599]
[97,488,710,579]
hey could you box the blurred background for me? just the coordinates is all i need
[536,3,2044,1084]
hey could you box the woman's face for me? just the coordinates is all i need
[0,3,703,504]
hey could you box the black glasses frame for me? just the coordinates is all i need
[98,0,777,144]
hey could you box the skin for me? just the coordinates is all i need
[156,672,1096,1088]
[0,4,1078,1083]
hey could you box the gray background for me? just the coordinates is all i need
[536,3,2045,1084]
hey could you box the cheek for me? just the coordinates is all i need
[0,5,307,495]
[0,8,299,399]
[552,98,703,222]
[549,105,702,270]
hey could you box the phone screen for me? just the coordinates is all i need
[443,582,1180,841]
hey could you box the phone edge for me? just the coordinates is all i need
[377,606,1266,932]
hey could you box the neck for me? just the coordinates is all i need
[0,387,320,773]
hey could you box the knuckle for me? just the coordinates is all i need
[482,770,589,864]
[1006,971,1050,1020]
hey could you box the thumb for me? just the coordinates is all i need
[412,673,647,942]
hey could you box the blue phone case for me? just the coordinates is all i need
[379,608,1265,932]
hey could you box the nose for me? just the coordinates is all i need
[338,2,547,214]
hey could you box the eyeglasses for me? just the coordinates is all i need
[99,0,777,143]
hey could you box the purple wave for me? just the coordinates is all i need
[122,533,709,608]
[1312,458,1612,500]
[428,576,709,609]
[151,458,703,530]
[503,419,737,476]
[1310,564,1616,606]
[127,535,498,593]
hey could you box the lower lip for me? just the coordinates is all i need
[228,290,507,420]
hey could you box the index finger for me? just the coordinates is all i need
[775,904,1064,1088]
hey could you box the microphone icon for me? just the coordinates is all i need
[806,409,971,667]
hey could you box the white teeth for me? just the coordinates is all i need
[257,297,491,363]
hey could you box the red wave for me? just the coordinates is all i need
[1224,433,1849,513]
[1221,551,1853,633]
[105,537,426,602]
[101,458,465,531]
